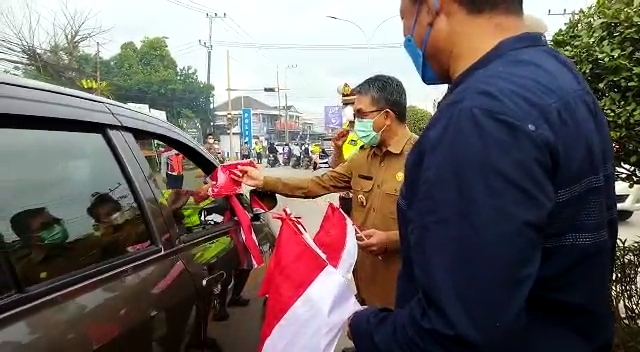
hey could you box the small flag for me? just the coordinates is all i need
[259,207,360,352]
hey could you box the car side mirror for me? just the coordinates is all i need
[249,188,278,216]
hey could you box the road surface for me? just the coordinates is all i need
[206,166,640,352]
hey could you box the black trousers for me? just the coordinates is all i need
[166,173,184,190]
[256,152,263,163]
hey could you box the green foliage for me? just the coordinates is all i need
[406,105,432,135]
[102,37,214,128]
[612,239,640,351]
[551,0,640,184]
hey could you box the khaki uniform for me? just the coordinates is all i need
[262,127,417,308]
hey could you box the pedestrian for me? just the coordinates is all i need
[233,75,416,352]
[160,146,184,190]
[329,83,364,218]
[254,140,263,164]
[203,133,216,155]
[240,141,251,160]
[347,1,617,351]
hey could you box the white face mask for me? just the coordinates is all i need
[342,105,354,123]
[106,211,127,225]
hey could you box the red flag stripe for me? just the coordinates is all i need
[230,196,264,267]
[258,214,327,351]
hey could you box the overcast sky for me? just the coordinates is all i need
[7,0,591,120]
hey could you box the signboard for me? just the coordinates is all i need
[324,105,342,131]
[240,108,253,143]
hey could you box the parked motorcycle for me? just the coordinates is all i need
[301,155,312,170]
[291,155,301,169]
[267,153,279,168]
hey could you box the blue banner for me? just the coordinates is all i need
[240,108,253,144]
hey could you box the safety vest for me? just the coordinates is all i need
[167,154,184,175]
[342,124,363,160]
[160,190,215,227]
[254,145,263,153]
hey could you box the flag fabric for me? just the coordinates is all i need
[229,196,264,267]
[259,207,361,352]
[312,202,358,279]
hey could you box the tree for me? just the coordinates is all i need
[551,0,640,184]
[103,37,213,129]
[0,0,108,88]
[406,105,432,135]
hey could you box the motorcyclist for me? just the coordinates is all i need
[291,142,302,167]
[267,142,279,167]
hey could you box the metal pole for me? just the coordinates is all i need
[206,15,213,136]
[226,50,233,159]
[276,68,283,142]
[96,42,101,95]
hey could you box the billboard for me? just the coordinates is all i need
[323,105,342,131]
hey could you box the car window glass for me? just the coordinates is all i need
[131,136,231,233]
[0,128,153,287]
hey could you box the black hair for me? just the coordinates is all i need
[352,74,407,123]
[206,133,214,138]
[87,193,122,221]
[10,207,47,238]
[453,0,523,15]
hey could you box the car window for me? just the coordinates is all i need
[130,135,232,233]
[0,128,154,288]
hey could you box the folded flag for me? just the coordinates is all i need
[312,202,358,279]
[259,207,361,352]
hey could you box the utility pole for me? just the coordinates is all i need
[96,42,101,96]
[226,49,233,159]
[199,12,226,138]
[275,67,283,142]
[284,64,297,143]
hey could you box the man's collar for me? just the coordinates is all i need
[376,126,412,155]
[450,32,548,92]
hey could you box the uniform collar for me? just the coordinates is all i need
[378,126,412,155]
[450,32,548,92]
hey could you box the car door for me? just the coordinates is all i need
[0,90,201,352]
[111,111,276,351]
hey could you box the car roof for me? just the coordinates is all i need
[0,74,195,142]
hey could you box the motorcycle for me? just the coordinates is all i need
[267,153,279,168]
[291,155,301,169]
[282,153,291,166]
[301,155,312,170]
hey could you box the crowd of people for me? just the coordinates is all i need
[229,0,619,351]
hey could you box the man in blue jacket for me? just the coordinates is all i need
[347,0,618,351]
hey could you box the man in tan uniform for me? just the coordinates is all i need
[235,74,416,313]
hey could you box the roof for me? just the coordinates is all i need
[271,105,302,114]
[213,95,275,111]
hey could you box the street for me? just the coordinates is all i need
[208,166,640,352]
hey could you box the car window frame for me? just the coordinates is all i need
[119,128,239,249]
[0,113,162,312]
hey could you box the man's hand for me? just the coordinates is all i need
[357,229,391,256]
[332,129,350,149]
[166,190,192,211]
[232,165,264,188]
[162,176,167,185]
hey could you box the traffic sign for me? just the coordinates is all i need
[240,108,253,144]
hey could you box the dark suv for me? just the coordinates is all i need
[0,74,276,351]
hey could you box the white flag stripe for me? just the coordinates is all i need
[261,266,361,352]
[336,222,358,280]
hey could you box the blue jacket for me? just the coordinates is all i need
[349,33,617,352]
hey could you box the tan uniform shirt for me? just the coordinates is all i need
[262,127,417,308]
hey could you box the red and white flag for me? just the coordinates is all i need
[259,207,361,352]
[229,196,264,268]
[312,202,358,279]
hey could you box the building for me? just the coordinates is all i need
[212,96,308,142]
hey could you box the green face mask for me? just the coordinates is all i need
[354,112,386,147]
[39,223,70,244]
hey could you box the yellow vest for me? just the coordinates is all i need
[160,190,215,227]
[342,129,363,160]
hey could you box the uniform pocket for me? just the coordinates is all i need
[351,178,374,192]
[382,189,400,219]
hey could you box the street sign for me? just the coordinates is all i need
[240,108,253,144]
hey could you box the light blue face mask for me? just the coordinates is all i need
[403,0,449,85]
[354,112,386,147]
